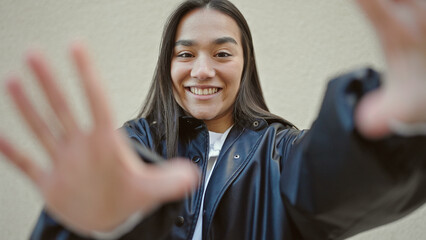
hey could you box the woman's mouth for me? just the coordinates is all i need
[187,87,221,95]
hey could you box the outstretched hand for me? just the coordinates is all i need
[355,0,426,138]
[0,43,199,234]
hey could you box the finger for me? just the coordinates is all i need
[27,51,79,135]
[0,135,45,186]
[356,0,395,30]
[6,77,57,157]
[405,0,426,13]
[70,42,114,129]
[137,159,200,203]
[355,0,416,57]
[355,89,392,139]
[405,0,426,33]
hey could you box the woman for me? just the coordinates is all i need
[1,0,426,239]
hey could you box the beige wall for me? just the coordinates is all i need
[0,0,424,239]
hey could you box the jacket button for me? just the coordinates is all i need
[253,121,259,127]
[192,156,201,163]
[175,216,185,227]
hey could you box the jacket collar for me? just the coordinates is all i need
[178,115,269,133]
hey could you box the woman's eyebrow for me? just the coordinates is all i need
[174,37,238,47]
[175,39,195,47]
[213,37,238,45]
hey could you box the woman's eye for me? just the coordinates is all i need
[177,52,194,58]
[215,52,232,58]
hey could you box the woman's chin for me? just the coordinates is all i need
[189,111,217,121]
[184,106,233,125]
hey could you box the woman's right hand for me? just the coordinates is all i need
[0,43,199,234]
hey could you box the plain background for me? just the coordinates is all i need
[0,0,425,239]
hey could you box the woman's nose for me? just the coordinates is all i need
[190,55,215,80]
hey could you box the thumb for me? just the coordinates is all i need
[355,89,393,139]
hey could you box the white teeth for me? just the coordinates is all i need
[189,87,218,95]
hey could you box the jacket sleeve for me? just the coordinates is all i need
[30,204,182,240]
[30,211,92,240]
[280,68,426,239]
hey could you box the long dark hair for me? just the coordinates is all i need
[137,0,294,158]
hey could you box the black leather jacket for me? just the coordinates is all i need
[31,69,426,240]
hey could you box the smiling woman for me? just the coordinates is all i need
[170,9,244,133]
[0,0,426,240]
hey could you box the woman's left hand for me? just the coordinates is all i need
[355,0,426,138]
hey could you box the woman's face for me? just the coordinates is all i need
[171,8,244,133]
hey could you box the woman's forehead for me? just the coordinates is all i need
[175,8,241,45]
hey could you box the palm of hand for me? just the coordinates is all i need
[41,129,141,232]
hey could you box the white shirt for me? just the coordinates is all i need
[192,126,232,240]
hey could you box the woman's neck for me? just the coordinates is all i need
[204,114,234,133]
